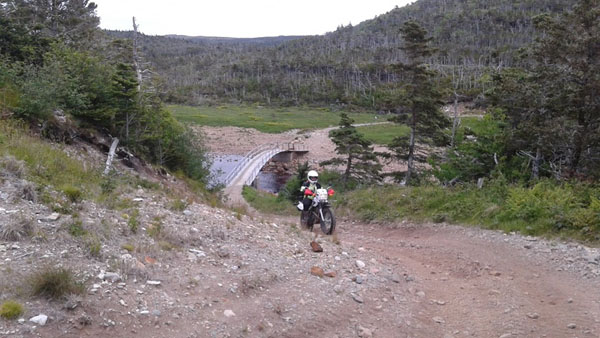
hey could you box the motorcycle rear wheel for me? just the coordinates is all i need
[320,207,335,235]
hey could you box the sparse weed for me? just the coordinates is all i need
[0,155,25,178]
[128,209,140,234]
[61,185,83,203]
[121,243,135,252]
[0,300,24,319]
[67,220,86,237]
[147,216,163,238]
[0,215,33,241]
[170,199,188,212]
[85,236,102,258]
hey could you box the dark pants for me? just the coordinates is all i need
[302,197,313,211]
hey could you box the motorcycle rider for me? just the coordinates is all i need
[297,170,321,211]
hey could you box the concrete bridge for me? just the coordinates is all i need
[223,143,307,204]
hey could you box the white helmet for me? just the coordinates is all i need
[307,170,318,183]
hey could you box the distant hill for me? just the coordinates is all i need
[107,0,573,108]
[164,35,306,46]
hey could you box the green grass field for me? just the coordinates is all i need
[355,123,410,145]
[168,105,379,133]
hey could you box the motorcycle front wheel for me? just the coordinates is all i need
[320,207,336,235]
[300,211,313,230]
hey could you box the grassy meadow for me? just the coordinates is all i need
[168,104,379,133]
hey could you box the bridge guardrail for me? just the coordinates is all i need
[223,142,307,187]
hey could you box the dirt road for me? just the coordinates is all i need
[332,220,600,337]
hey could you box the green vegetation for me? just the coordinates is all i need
[169,105,378,133]
[30,267,83,300]
[355,123,410,145]
[0,120,102,196]
[242,186,297,216]
[339,180,600,242]
[0,300,24,320]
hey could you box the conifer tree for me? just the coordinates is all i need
[321,113,381,184]
[387,21,450,185]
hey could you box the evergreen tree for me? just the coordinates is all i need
[387,21,450,185]
[320,113,381,184]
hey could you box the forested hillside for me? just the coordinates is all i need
[0,0,210,183]
[119,0,573,107]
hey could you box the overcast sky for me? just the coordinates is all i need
[94,1,414,38]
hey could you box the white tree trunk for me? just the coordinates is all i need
[103,138,119,175]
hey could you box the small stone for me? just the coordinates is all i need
[351,293,364,304]
[102,272,121,283]
[324,271,336,278]
[41,213,60,222]
[310,266,324,277]
[310,241,323,253]
[132,198,144,202]
[499,334,512,338]
[526,313,539,319]
[387,274,401,283]
[140,310,150,315]
[434,300,446,305]
[354,275,363,284]
[416,291,426,297]
[152,310,161,317]
[357,325,373,338]
[146,280,161,286]
[489,289,501,296]
[224,309,236,317]
[567,298,573,303]
[356,260,366,269]
[183,210,192,216]
[432,316,445,324]
[489,271,501,276]
[189,249,206,257]
[567,323,576,329]
[524,244,532,249]
[29,314,48,326]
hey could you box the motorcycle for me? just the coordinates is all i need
[300,187,336,235]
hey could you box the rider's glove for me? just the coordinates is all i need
[304,189,314,196]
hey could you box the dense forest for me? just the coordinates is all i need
[113,0,573,107]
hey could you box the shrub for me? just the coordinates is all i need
[0,300,24,320]
[30,267,82,300]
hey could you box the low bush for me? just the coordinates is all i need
[339,179,600,242]
[30,267,83,300]
[0,300,24,320]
